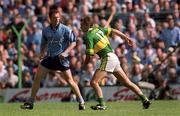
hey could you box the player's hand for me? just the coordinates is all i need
[59,52,68,60]
[39,55,44,61]
[127,39,133,47]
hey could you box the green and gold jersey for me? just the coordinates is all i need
[85,26,113,58]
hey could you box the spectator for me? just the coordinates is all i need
[120,55,131,78]
[125,0,133,12]
[81,62,95,87]
[6,42,17,60]
[161,0,171,15]
[116,4,128,26]
[143,11,156,29]
[110,19,125,49]
[160,15,180,48]
[22,70,33,88]
[127,22,136,39]
[135,29,147,48]
[37,6,48,23]
[0,42,9,64]
[155,39,165,50]
[173,9,180,27]
[141,46,155,65]
[14,0,25,17]
[6,58,18,74]
[0,61,8,89]
[6,66,18,88]
[34,0,44,15]
[26,23,42,54]
[150,3,163,21]
[44,71,60,87]
[126,40,142,66]
[7,14,25,43]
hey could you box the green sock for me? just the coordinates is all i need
[139,94,149,102]
[98,97,105,106]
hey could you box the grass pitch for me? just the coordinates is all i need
[0,100,180,116]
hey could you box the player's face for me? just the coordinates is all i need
[50,12,61,27]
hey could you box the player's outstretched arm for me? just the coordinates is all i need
[104,5,116,28]
[111,29,133,46]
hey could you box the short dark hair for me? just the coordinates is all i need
[81,16,93,27]
[49,5,59,17]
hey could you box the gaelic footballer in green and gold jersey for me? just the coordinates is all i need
[85,26,113,58]
[81,16,151,110]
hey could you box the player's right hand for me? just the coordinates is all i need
[39,55,44,61]
[127,39,133,47]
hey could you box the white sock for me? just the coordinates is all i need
[79,96,85,104]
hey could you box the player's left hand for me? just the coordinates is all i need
[39,54,44,62]
[59,52,68,59]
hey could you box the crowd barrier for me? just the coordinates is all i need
[0,85,179,103]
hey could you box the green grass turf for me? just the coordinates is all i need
[0,100,180,116]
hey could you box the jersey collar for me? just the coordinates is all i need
[50,23,60,31]
[88,28,93,32]
[88,24,99,32]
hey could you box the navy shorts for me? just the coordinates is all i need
[40,55,69,71]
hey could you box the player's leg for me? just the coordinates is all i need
[20,64,49,110]
[90,53,116,110]
[113,67,150,109]
[61,69,85,110]
[31,65,49,99]
[90,69,107,110]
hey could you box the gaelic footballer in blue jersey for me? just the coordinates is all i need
[21,5,85,110]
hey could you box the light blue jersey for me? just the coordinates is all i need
[41,23,76,67]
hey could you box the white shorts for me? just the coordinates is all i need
[98,52,121,73]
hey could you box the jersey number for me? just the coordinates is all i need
[96,30,104,39]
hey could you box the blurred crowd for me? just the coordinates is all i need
[0,0,180,99]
